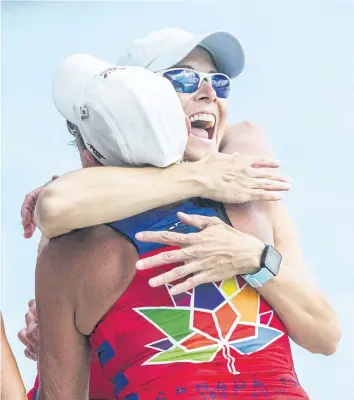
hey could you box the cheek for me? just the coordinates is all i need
[216,100,228,143]
[176,93,192,113]
[218,99,228,123]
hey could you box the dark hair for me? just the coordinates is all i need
[66,120,86,150]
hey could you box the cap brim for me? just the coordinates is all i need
[53,54,112,124]
[147,30,244,79]
[199,31,245,78]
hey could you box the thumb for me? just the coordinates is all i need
[23,226,34,239]
[177,212,220,230]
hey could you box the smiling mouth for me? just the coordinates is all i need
[189,113,216,140]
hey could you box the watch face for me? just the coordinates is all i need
[262,246,282,276]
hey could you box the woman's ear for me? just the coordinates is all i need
[81,149,100,168]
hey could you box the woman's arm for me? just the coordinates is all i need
[258,201,341,355]
[135,122,340,355]
[35,161,204,238]
[133,206,341,355]
[35,142,289,238]
[35,240,90,400]
[225,123,341,354]
[1,313,26,400]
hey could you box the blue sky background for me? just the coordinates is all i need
[1,1,354,398]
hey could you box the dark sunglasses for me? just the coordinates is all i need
[158,68,231,99]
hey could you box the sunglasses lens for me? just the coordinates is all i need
[212,74,230,99]
[163,69,199,93]
[163,69,230,98]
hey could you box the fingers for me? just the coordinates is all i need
[177,212,221,230]
[20,192,39,221]
[21,206,34,235]
[252,178,291,192]
[24,348,38,362]
[21,193,38,238]
[18,325,39,361]
[23,221,36,239]
[250,157,281,169]
[28,300,37,319]
[26,324,39,354]
[25,343,39,360]
[249,189,283,201]
[136,248,193,270]
[231,153,280,169]
[20,195,34,222]
[245,168,292,192]
[148,262,201,288]
[25,310,37,326]
[231,153,281,169]
[250,169,291,183]
[28,298,36,309]
[135,230,200,246]
[21,178,54,237]
[28,299,37,314]
[169,271,209,295]
[18,328,29,346]
[23,322,39,353]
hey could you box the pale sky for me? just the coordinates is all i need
[1,1,354,399]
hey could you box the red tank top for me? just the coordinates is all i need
[88,200,309,400]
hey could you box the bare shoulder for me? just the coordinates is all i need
[38,225,133,278]
[76,226,138,334]
[226,121,268,138]
[222,122,277,240]
[221,121,275,156]
[37,225,138,334]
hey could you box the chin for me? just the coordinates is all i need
[183,135,218,161]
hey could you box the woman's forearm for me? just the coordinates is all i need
[258,263,341,355]
[35,162,206,238]
[258,202,341,355]
[34,122,283,238]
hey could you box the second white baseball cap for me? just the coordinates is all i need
[117,28,245,78]
[52,54,188,167]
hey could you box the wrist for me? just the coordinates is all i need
[187,158,217,199]
[242,244,282,289]
[164,161,207,198]
[247,242,265,274]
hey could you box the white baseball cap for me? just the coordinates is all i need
[117,28,245,78]
[52,54,188,167]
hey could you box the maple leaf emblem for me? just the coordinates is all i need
[135,277,283,374]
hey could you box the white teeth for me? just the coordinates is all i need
[189,113,216,126]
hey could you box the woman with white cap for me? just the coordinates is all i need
[23,28,338,400]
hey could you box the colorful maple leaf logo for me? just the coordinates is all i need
[135,277,283,374]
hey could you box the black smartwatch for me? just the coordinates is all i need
[242,245,282,288]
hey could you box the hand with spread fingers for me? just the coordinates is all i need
[17,299,39,361]
[199,152,291,204]
[135,212,265,295]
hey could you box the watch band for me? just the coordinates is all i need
[242,268,275,288]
